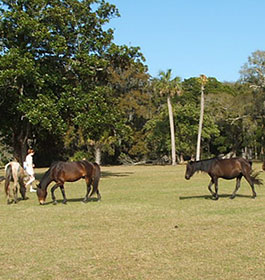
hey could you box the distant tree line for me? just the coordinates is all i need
[0,0,264,166]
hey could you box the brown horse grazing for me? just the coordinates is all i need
[185,157,263,200]
[3,162,28,204]
[37,160,101,205]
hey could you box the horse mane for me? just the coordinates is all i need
[39,166,53,190]
[192,157,219,173]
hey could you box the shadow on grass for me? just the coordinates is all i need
[179,194,253,200]
[43,197,100,205]
[35,172,45,181]
[34,171,134,181]
[101,171,134,178]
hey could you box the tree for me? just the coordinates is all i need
[65,44,148,164]
[240,50,265,89]
[240,50,265,157]
[196,75,208,160]
[153,70,181,165]
[0,0,119,164]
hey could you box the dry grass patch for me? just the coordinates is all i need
[0,163,265,279]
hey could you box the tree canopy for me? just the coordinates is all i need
[0,1,264,165]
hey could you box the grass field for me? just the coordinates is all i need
[0,163,265,280]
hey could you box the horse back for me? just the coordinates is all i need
[211,158,251,179]
[50,160,94,182]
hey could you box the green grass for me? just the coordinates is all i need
[0,163,265,280]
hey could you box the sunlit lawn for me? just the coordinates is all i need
[0,163,265,280]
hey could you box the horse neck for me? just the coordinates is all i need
[194,158,216,173]
[39,169,53,189]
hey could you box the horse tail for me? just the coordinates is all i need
[90,162,101,199]
[4,164,13,195]
[0,176,5,183]
[250,170,263,186]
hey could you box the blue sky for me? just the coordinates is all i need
[107,0,265,82]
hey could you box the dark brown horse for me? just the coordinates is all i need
[185,157,263,200]
[37,160,101,205]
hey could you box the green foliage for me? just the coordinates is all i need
[0,0,132,163]
[0,0,264,164]
[69,150,94,162]
[144,112,171,159]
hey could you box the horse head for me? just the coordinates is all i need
[185,161,195,180]
[37,184,47,205]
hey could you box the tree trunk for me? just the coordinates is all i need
[95,143,101,165]
[196,84,205,161]
[13,122,31,165]
[167,96,176,165]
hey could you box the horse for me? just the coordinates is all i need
[2,162,28,204]
[185,157,263,200]
[37,160,101,205]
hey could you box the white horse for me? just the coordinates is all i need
[3,162,29,204]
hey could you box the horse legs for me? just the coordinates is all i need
[213,178,219,200]
[208,177,219,200]
[51,183,67,204]
[83,177,92,203]
[84,176,101,203]
[19,185,27,200]
[208,179,215,196]
[243,173,257,198]
[13,185,18,204]
[59,185,67,204]
[5,180,11,204]
[230,175,242,199]
[51,183,61,205]
[92,177,101,201]
[95,189,101,201]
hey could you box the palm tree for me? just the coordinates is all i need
[155,69,181,165]
[196,75,208,161]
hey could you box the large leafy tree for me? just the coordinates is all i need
[0,0,119,163]
[240,50,265,157]
[63,44,149,164]
[105,44,150,162]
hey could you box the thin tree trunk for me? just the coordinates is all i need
[95,143,101,165]
[13,122,30,165]
[167,96,176,165]
[196,84,205,161]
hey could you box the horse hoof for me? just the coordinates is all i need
[62,200,67,204]
[83,199,88,203]
[230,196,235,199]
[53,200,58,205]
